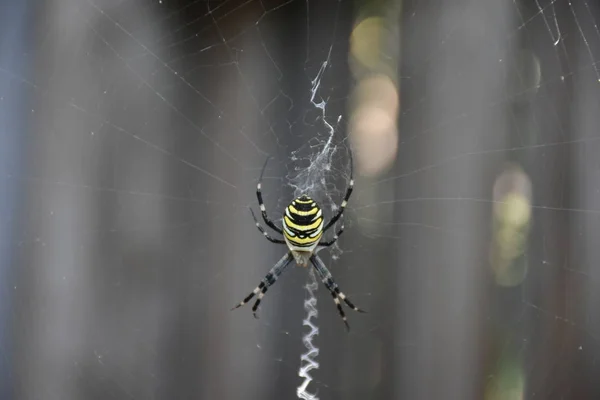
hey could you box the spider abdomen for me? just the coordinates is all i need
[282,195,323,251]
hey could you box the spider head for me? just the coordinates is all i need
[291,250,311,267]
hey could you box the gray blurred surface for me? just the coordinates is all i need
[1,0,600,399]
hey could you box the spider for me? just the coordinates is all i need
[231,153,366,331]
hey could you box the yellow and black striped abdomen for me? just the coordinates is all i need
[283,195,323,249]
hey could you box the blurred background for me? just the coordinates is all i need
[1,0,600,398]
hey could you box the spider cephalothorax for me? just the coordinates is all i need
[232,154,365,330]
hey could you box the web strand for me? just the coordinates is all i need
[297,267,320,400]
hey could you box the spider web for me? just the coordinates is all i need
[1,0,600,399]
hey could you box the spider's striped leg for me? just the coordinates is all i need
[231,252,293,318]
[249,207,285,244]
[256,157,284,235]
[319,224,344,247]
[310,254,366,331]
[323,150,354,232]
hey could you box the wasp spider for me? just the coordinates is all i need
[232,154,365,331]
